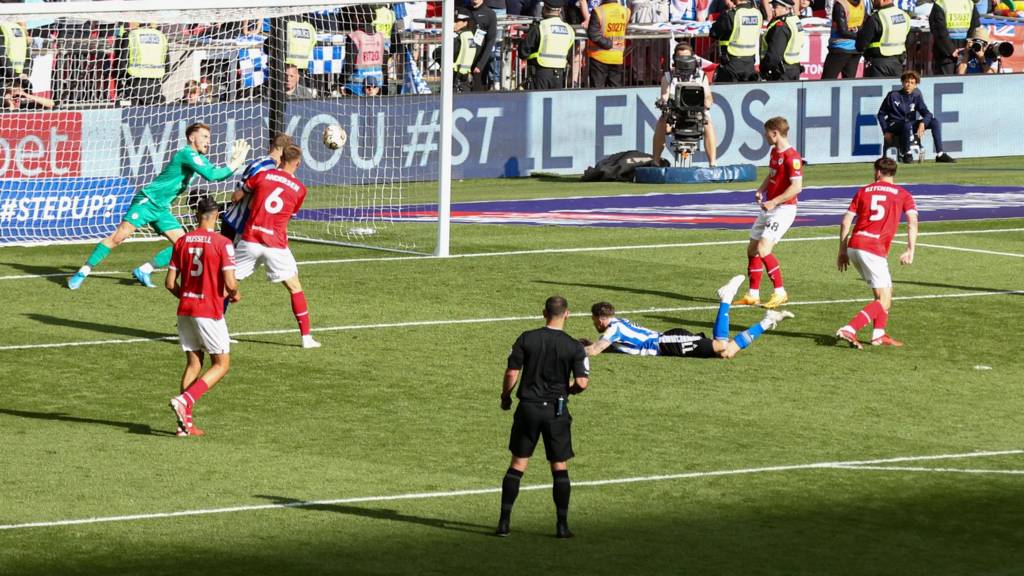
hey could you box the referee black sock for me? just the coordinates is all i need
[552,469,571,525]
[500,467,524,522]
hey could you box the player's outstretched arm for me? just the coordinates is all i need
[900,212,919,265]
[227,139,252,172]
[583,338,611,357]
[500,369,520,410]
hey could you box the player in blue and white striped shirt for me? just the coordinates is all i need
[582,276,794,359]
[220,133,293,242]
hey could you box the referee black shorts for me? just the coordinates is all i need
[658,328,718,359]
[508,401,574,462]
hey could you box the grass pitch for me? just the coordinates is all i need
[1,157,1023,575]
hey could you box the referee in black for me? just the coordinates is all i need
[498,295,590,539]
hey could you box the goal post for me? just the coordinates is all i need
[0,0,453,256]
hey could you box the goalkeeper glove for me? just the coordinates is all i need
[227,139,251,172]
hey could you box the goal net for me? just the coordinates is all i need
[0,0,453,256]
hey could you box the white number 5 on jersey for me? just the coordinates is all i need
[869,195,886,221]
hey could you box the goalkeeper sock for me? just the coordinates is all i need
[500,467,523,522]
[552,469,571,525]
[291,291,311,336]
[150,246,174,269]
[713,302,731,341]
[82,242,112,273]
[182,378,210,409]
[735,322,766,350]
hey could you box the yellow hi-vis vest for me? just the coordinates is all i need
[530,17,575,69]
[373,6,396,38]
[587,2,629,65]
[869,6,909,57]
[782,15,803,64]
[0,21,28,75]
[936,0,972,40]
[286,20,317,68]
[837,0,865,29]
[723,6,763,57]
[455,30,477,74]
[126,27,167,79]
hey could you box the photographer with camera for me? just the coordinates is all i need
[957,27,1012,74]
[652,42,718,167]
[929,0,979,75]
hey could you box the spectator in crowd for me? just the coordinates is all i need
[362,74,382,96]
[929,0,978,74]
[344,17,385,95]
[856,0,910,78]
[467,0,498,91]
[631,0,671,84]
[760,0,804,80]
[486,0,507,90]
[877,71,956,163]
[177,79,210,105]
[519,0,575,90]
[957,26,997,73]
[0,19,29,88]
[453,8,478,92]
[586,0,630,87]
[821,0,867,78]
[3,79,54,110]
[285,63,316,99]
[121,22,168,105]
[710,0,762,82]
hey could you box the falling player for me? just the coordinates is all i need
[67,123,250,290]
[582,275,794,359]
[166,197,240,436]
[734,116,803,309]
[835,157,918,349]
[220,132,294,243]
[235,144,320,349]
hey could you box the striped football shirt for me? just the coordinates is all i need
[600,317,663,356]
[221,155,277,230]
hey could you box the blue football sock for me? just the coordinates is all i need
[713,302,731,341]
[735,322,766,350]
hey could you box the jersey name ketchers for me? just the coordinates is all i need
[222,155,277,230]
[765,146,803,204]
[242,169,308,249]
[601,317,663,356]
[847,181,917,257]
[169,229,236,320]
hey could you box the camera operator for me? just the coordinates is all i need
[957,27,1011,74]
[652,42,718,167]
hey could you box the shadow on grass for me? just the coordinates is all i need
[0,407,176,436]
[24,313,176,342]
[0,262,81,288]
[255,495,494,536]
[894,279,1016,294]
[644,315,828,346]
[533,280,718,304]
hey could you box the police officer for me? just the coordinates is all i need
[519,0,575,89]
[286,19,317,70]
[0,20,29,87]
[929,0,978,75]
[760,0,804,81]
[123,23,167,105]
[855,0,909,78]
[497,296,589,539]
[586,0,630,87]
[710,0,763,83]
[453,8,478,93]
[821,0,866,79]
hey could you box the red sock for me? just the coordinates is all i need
[848,300,885,332]
[874,306,889,331]
[291,291,311,336]
[747,255,764,291]
[762,253,784,288]
[183,378,209,409]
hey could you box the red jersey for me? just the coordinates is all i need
[242,168,307,249]
[765,146,803,205]
[169,228,236,320]
[847,181,917,258]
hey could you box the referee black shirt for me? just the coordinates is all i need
[507,327,589,402]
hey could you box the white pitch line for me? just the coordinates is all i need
[2,227,1023,282]
[834,465,1024,475]
[1,289,1021,352]
[896,241,1024,259]
[0,449,1018,532]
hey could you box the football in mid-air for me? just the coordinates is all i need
[322,124,347,150]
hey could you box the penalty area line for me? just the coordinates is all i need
[833,465,1024,475]
[0,449,1019,531]
[0,290,1021,352]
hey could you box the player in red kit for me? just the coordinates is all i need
[166,197,241,437]
[235,144,320,349]
[735,116,803,309]
[836,157,918,349]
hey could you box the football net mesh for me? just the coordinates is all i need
[0,0,445,255]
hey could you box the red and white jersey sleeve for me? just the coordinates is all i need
[171,229,235,319]
[847,182,917,258]
[241,169,308,249]
[765,146,803,205]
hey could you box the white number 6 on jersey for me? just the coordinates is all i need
[264,186,285,214]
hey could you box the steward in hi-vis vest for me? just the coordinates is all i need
[453,8,479,93]
[710,0,762,83]
[0,20,28,85]
[586,0,630,87]
[856,0,910,78]
[821,0,866,79]
[345,22,385,96]
[760,0,804,81]
[121,23,167,105]
[929,0,978,75]
[520,0,576,90]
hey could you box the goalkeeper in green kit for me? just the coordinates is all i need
[67,122,251,290]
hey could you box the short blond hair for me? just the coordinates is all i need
[763,116,790,136]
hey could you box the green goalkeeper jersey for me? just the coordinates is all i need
[139,146,235,209]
